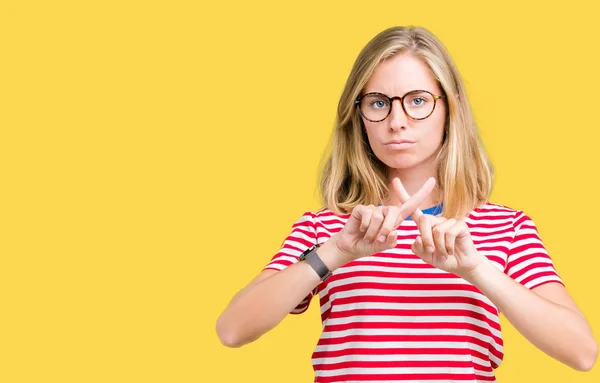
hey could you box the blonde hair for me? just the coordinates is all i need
[318,26,493,219]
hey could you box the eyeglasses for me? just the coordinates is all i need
[354,90,445,122]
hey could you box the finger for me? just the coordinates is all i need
[358,205,373,233]
[433,218,455,258]
[429,216,447,226]
[444,219,459,256]
[392,177,424,221]
[375,230,398,252]
[397,177,436,221]
[364,206,384,242]
[416,213,435,254]
[377,206,400,242]
[386,229,398,243]
[412,235,425,255]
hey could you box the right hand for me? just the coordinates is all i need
[332,177,436,263]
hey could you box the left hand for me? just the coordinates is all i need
[392,178,487,278]
[411,214,483,277]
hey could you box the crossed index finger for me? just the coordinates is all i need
[394,177,436,221]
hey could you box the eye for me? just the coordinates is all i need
[370,99,389,109]
[410,97,426,106]
[405,92,433,108]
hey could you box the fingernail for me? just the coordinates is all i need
[378,235,386,242]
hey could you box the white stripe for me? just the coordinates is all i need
[320,327,497,342]
[471,231,513,241]
[522,275,563,290]
[312,352,490,365]
[331,302,499,322]
[469,208,514,217]
[514,265,557,281]
[267,254,297,265]
[467,221,513,231]
[336,264,453,274]
[507,254,553,273]
[322,287,496,309]
[314,341,490,357]
[474,249,509,259]
[283,230,314,244]
[349,256,430,265]
[326,276,475,289]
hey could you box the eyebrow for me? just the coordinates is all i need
[365,89,434,94]
[362,89,437,97]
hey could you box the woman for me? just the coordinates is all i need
[216,26,597,382]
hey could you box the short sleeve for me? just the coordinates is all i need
[263,211,319,314]
[504,211,564,290]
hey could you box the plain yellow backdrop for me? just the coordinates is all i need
[1,0,599,382]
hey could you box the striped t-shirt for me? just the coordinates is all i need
[264,201,563,383]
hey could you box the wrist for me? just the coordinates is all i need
[460,253,495,285]
[318,235,350,272]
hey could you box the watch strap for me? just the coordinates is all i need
[299,244,332,281]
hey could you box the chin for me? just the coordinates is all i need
[376,146,440,172]
[380,156,420,170]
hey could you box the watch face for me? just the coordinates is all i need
[299,244,318,261]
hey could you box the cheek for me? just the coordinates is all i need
[363,124,378,144]
[419,114,446,148]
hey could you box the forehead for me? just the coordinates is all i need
[365,53,440,95]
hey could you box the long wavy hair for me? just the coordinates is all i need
[318,26,493,219]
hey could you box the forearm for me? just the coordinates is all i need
[464,258,597,371]
[216,239,345,348]
[217,261,321,347]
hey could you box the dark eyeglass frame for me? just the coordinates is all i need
[354,90,445,122]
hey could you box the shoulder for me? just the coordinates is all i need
[314,207,351,220]
[311,207,351,228]
[470,201,535,229]
[290,207,350,228]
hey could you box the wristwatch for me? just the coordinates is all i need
[298,243,332,282]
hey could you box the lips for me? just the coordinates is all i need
[384,140,416,150]
[385,140,415,145]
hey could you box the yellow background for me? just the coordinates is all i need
[1,1,599,382]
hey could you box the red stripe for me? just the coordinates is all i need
[520,271,561,286]
[506,252,550,270]
[314,373,481,382]
[314,360,481,370]
[330,295,499,316]
[510,262,554,280]
[333,270,461,280]
[312,347,473,359]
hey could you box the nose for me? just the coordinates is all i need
[388,99,409,131]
